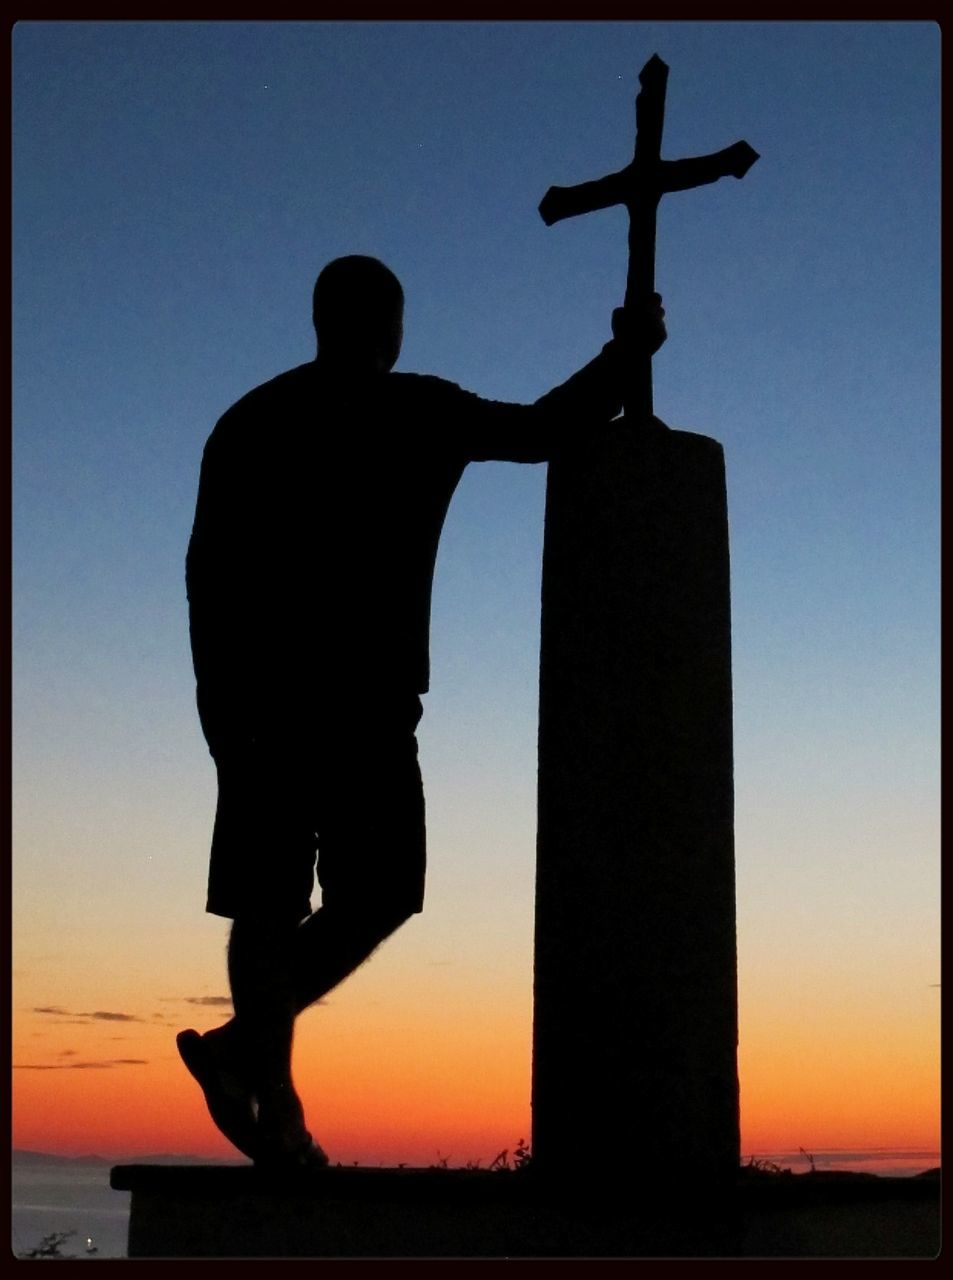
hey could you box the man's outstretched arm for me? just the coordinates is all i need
[458,296,667,464]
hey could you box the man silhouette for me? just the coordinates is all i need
[178,255,666,1165]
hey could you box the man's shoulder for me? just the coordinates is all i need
[204,365,475,453]
[220,362,315,419]
[204,363,316,450]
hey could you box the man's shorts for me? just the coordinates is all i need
[205,694,425,922]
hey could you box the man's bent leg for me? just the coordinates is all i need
[291,902,413,1012]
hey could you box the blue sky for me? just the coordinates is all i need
[12,21,939,1157]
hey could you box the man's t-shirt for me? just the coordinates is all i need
[186,353,622,754]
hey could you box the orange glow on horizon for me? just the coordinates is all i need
[13,926,939,1166]
[14,1011,940,1166]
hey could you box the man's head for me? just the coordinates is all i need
[312,255,404,375]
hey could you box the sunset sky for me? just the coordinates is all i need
[12,21,939,1170]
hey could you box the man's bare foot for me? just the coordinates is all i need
[176,1027,258,1160]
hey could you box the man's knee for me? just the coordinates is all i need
[371,900,417,940]
[231,908,308,942]
[325,897,416,949]
[356,900,417,944]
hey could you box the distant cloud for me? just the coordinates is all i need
[58,1049,77,1057]
[81,1011,142,1022]
[184,996,232,1007]
[31,1006,143,1024]
[14,1059,148,1070]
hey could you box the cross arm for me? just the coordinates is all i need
[538,166,631,227]
[538,139,759,227]
[660,141,759,193]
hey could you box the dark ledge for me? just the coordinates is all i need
[109,1164,940,1258]
[110,1164,538,1201]
[111,1163,938,1202]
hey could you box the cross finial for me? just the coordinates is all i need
[539,55,759,421]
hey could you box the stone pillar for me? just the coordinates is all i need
[532,424,738,1191]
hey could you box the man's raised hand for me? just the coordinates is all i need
[611,295,667,357]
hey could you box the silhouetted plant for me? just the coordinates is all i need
[431,1140,532,1173]
[16,1228,99,1259]
[486,1139,532,1172]
[17,1230,78,1258]
[742,1156,790,1178]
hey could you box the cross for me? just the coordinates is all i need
[538,54,759,421]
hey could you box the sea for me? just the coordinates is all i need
[10,1148,941,1259]
[11,1158,131,1260]
[10,1153,248,1260]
